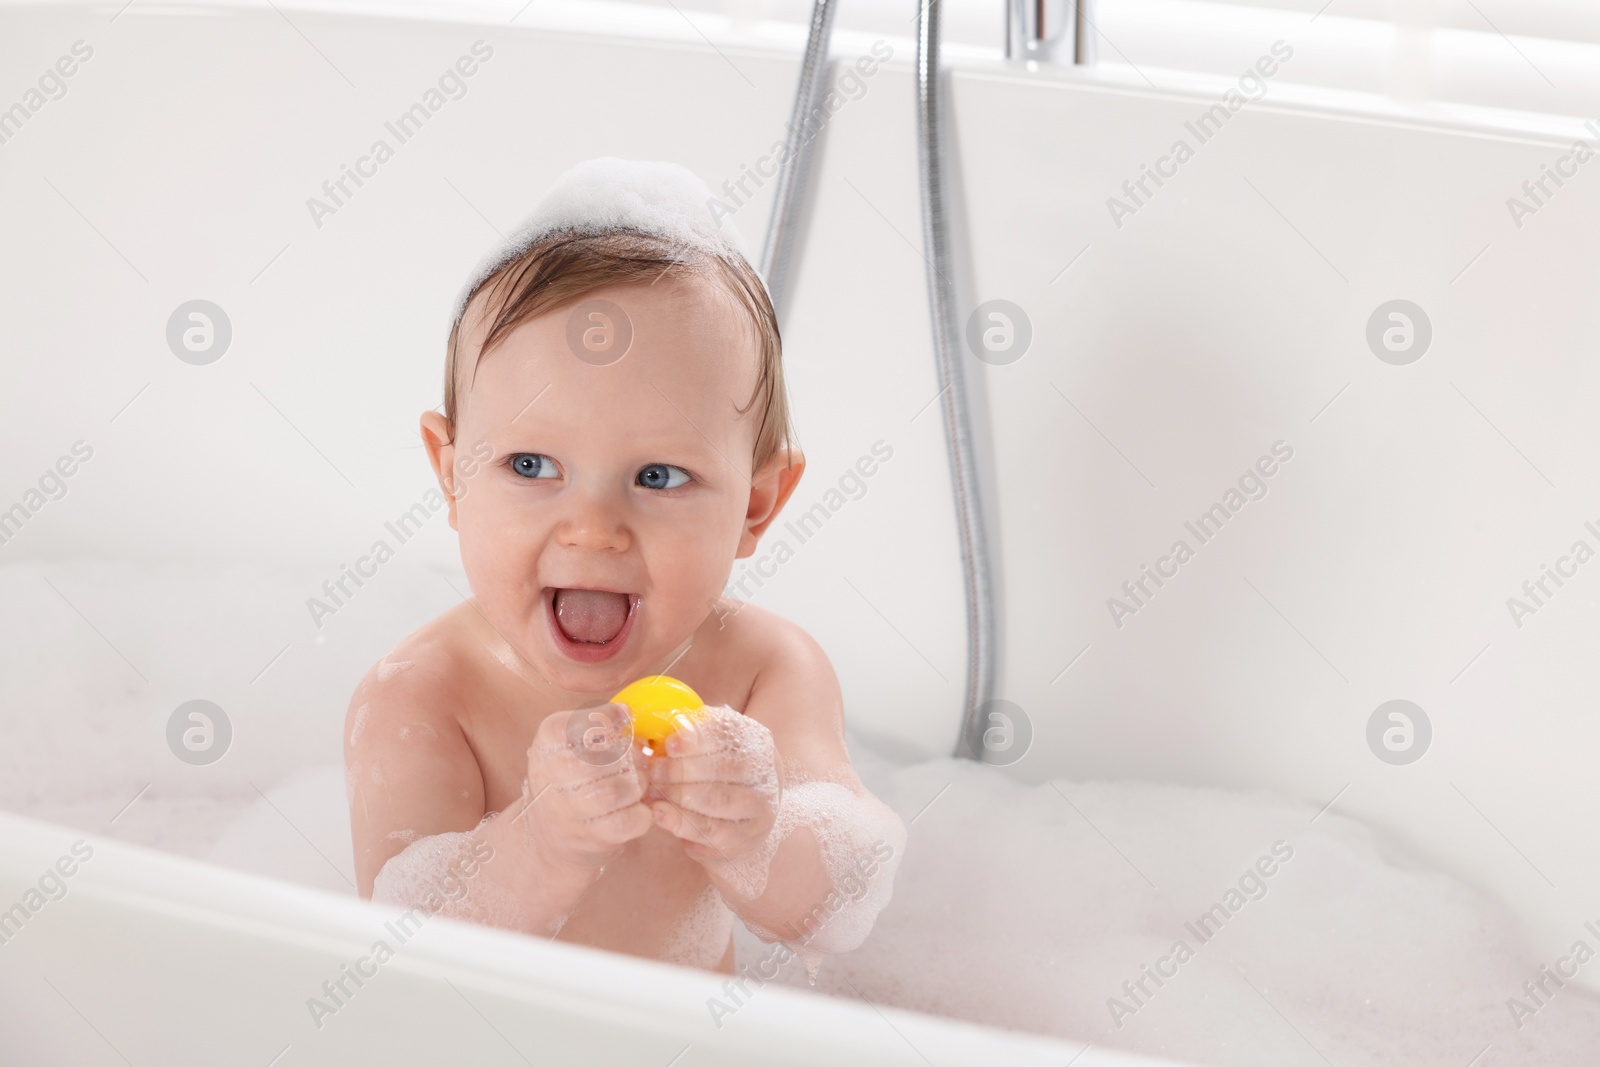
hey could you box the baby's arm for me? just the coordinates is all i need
[347,663,652,936]
[650,627,906,957]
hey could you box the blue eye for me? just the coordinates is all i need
[508,453,558,479]
[637,464,690,490]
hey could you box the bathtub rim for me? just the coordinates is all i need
[0,807,1184,1066]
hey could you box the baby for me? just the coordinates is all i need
[345,158,905,976]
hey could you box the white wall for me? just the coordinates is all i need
[0,2,966,761]
[949,65,1600,959]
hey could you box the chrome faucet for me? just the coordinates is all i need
[1008,0,1097,66]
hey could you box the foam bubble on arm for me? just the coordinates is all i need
[660,677,905,976]
[371,820,531,931]
[371,799,601,937]
[660,884,737,970]
[707,773,907,974]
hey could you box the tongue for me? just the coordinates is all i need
[553,589,630,644]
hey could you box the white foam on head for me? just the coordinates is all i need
[450,157,759,325]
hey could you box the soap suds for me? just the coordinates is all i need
[451,157,758,324]
[662,884,736,970]
[671,705,782,900]
[672,709,906,980]
[376,657,414,681]
[740,779,906,979]
[348,703,370,746]
[398,722,438,744]
[735,751,1600,1065]
[373,822,524,931]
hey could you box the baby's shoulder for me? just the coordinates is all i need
[703,597,837,688]
[697,600,846,749]
[344,605,482,747]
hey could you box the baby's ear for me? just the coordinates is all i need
[420,411,460,531]
[739,449,805,558]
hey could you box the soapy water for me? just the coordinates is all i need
[372,820,529,932]
[657,704,783,900]
[734,779,906,976]
[626,702,906,973]
[368,702,907,973]
[5,559,1596,1062]
[373,830,479,910]
[661,885,735,971]
[723,738,1600,1065]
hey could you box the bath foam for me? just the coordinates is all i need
[371,830,470,907]
[670,705,782,901]
[661,884,736,971]
[15,557,1594,1060]
[375,656,413,681]
[450,157,758,325]
[734,750,1600,1066]
[0,557,446,862]
[372,820,524,932]
[739,779,906,979]
[348,703,371,747]
[396,722,438,744]
[679,707,907,977]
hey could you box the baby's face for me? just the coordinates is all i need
[432,274,785,696]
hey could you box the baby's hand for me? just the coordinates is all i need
[521,703,653,870]
[648,705,780,864]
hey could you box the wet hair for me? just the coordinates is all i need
[442,229,793,470]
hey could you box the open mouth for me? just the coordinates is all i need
[545,587,639,664]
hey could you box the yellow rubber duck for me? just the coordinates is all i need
[611,675,705,754]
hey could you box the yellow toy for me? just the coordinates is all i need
[611,675,705,754]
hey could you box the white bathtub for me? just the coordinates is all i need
[3,0,1599,1063]
[0,808,1150,1066]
